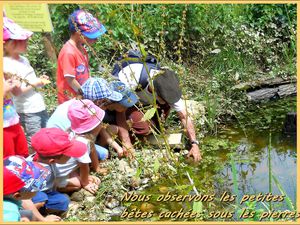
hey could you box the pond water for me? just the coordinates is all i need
[214,126,296,208]
[123,97,296,221]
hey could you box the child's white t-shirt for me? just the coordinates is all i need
[3,56,46,114]
[55,135,91,178]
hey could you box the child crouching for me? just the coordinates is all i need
[4,155,60,222]
[30,127,92,216]
[55,99,106,194]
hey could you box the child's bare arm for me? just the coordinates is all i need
[79,163,90,186]
[99,127,124,157]
[65,77,82,93]
[17,80,44,94]
[4,78,22,96]
[22,199,61,222]
[79,163,99,194]
[8,75,49,96]
[89,144,100,172]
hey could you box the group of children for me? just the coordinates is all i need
[3,9,140,222]
[3,7,202,222]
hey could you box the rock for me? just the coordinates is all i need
[182,150,189,155]
[110,206,126,217]
[118,160,135,175]
[118,160,129,173]
[247,88,278,101]
[159,186,169,194]
[130,177,141,188]
[66,201,80,217]
[103,208,113,214]
[86,196,96,203]
[81,189,94,197]
[70,188,95,202]
[105,197,120,209]
[140,203,155,212]
[141,178,150,184]
[278,83,297,98]
[70,191,84,202]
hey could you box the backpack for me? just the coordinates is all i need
[111,49,161,90]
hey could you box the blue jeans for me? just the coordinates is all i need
[19,110,49,149]
[95,144,109,160]
[32,191,70,212]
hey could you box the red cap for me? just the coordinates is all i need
[31,128,87,158]
[3,167,25,195]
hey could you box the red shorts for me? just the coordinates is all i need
[126,103,170,136]
[3,123,29,158]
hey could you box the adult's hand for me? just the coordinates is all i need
[187,145,202,162]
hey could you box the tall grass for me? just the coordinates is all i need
[268,132,295,213]
[230,154,239,208]
[268,132,272,211]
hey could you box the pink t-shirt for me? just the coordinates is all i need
[57,40,90,104]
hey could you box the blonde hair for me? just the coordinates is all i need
[79,133,97,156]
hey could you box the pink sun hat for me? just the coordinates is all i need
[3,17,33,41]
[68,99,105,134]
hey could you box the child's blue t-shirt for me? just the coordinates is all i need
[3,198,21,222]
[46,99,74,131]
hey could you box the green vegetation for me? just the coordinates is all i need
[26,4,296,132]
[23,4,296,222]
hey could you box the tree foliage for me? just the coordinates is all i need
[25,4,296,129]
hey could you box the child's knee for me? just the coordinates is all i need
[46,193,70,212]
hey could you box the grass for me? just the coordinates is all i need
[268,132,272,211]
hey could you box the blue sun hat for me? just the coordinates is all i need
[68,9,106,39]
[109,81,138,108]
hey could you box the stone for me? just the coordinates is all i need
[140,203,155,212]
[182,150,189,155]
[105,197,120,209]
[66,201,80,217]
[86,196,96,203]
[70,191,84,202]
[70,188,96,202]
[130,177,141,188]
[184,100,205,119]
[118,159,135,175]
[118,160,129,173]
[159,186,169,194]
[110,207,126,217]
[103,208,113,214]
[141,178,150,184]
[82,189,94,197]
